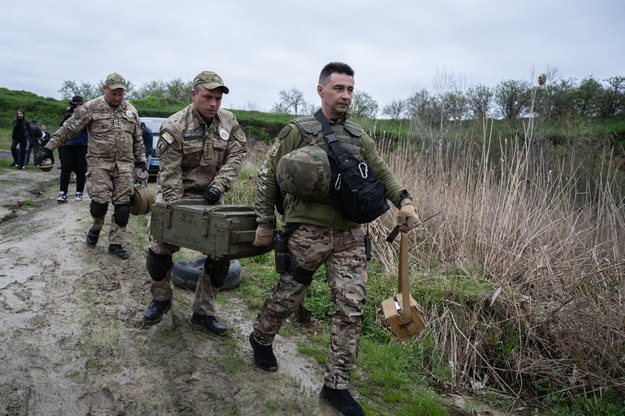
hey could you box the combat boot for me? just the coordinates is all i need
[249,332,278,371]
[86,229,100,246]
[108,244,129,259]
[143,298,171,324]
[191,313,227,335]
[320,386,364,416]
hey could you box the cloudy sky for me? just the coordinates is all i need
[1,0,623,112]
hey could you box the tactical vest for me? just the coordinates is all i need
[291,116,363,158]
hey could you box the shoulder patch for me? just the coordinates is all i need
[232,126,246,142]
[276,125,293,140]
[161,131,175,144]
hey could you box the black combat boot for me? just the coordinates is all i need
[320,386,364,416]
[191,313,227,335]
[249,332,278,371]
[143,298,171,324]
[86,229,100,246]
[108,244,129,259]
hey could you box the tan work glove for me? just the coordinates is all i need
[253,223,275,247]
[398,200,419,233]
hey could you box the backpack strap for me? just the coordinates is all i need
[313,109,350,160]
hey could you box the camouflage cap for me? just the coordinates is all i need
[105,73,127,90]
[193,71,229,94]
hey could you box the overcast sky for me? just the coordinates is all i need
[1,0,623,113]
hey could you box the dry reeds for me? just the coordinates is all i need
[372,121,625,399]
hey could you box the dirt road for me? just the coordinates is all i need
[0,167,338,416]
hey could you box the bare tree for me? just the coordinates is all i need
[382,99,406,120]
[274,88,308,115]
[58,80,100,101]
[270,102,290,114]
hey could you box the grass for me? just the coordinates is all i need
[225,124,625,415]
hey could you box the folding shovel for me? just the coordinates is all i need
[381,227,426,340]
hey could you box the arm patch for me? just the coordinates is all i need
[161,131,175,144]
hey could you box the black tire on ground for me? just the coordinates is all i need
[171,257,242,291]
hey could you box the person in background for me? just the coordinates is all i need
[249,62,419,416]
[11,109,29,169]
[40,124,51,147]
[56,96,88,203]
[141,121,153,161]
[36,74,146,259]
[25,119,42,166]
[141,71,247,336]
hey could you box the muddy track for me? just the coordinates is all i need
[0,167,338,416]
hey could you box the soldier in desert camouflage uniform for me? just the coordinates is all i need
[37,73,146,260]
[142,71,247,335]
[249,62,419,416]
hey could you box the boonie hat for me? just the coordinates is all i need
[193,71,229,94]
[105,73,127,90]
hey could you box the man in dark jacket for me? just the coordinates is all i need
[25,119,42,166]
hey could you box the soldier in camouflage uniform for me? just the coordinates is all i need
[36,73,146,260]
[249,62,419,416]
[142,71,247,335]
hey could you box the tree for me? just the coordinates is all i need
[270,102,290,114]
[58,80,100,101]
[382,99,406,120]
[165,78,193,102]
[494,79,530,119]
[572,77,602,118]
[406,88,438,122]
[350,91,378,118]
[598,76,625,117]
[274,88,308,115]
[133,80,167,100]
[466,84,493,120]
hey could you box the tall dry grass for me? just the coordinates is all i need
[371,120,625,398]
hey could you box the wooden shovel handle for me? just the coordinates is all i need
[399,232,411,320]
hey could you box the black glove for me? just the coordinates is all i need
[35,148,54,166]
[203,186,222,205]
[134,161,147,171]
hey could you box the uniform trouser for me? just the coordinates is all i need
[148,237,218,316]
[253,225,367,390]
[86,163,133,245]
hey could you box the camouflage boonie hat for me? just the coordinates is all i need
[193,71,229,94]
[105,73,127,90]
[276,145,331,201]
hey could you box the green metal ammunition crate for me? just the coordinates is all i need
[150,200,272,260]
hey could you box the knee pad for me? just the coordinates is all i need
[113,204,130,227]
[146,249,173,281]
[204,258,230,288]
[292,267,315,286]
[90,200,108,218]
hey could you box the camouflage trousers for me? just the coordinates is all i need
[253,224,367,390]
[147,192,219,315]
[148,237,218,316]
[86,164,133,245]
